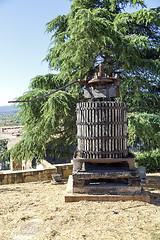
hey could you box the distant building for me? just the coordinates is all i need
[1,126,23,133]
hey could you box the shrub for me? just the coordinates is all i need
[135,149,160,173]
[128,113,160,151]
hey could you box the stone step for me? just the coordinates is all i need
[72,169,140,180]
[73,183,142,195]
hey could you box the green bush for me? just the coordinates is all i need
[128,113,160,151]
[135,149,160,173]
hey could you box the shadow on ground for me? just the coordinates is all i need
[0,187,22,193]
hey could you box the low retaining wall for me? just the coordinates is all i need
[56,163,73,179]
[0,163,73,185]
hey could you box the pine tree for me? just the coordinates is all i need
[11,74,81,162]
[45,0,160,112]
[10,0,160,162]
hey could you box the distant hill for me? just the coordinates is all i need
[0,105,19,116]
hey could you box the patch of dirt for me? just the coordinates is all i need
[0,173,160,240]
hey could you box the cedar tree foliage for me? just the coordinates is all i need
[10,0,160,162]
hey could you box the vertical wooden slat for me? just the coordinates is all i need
[119,102,121,158]
[81,102,84,157]
[82,102,84,158]
[115,102,118,158]
[93,101,95,159]
[77,103,83,155]
[109,102,111,158]
[104,102,106,158]
[121,102,123,158]
[92,101,94,159]
[88,101,91,158]
[110,102,112,158]
[111,102,114,158]
[83,102,85,157]
[117,102,119,158]
[122,102,124,157]
[79,102,81,157]
[98,102,101,159]
[102,102,105,158]
[95,102,98,159]
[97,102,100,159]
[124,102,128,157]
[105,102,108,158]
[89,101,92,159]
[80,102,82,156]
[110,101,112,158]
[121,102,124,158]
[120,102,123,157]
[84,102,87,157]
[107,102,109,158]
[86,102,88,158]
[77,103,80,156]
[118,103,121,156]
[76,103,79,146]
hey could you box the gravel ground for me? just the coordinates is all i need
[0,173,160,240]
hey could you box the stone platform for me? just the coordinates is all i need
[65,175,150,203]
[65,161,150,203]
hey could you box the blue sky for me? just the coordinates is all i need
[0,0,71,106]
[0,0,159,106]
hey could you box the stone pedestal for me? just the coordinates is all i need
[65,157,150,202]
[65,174,150,202]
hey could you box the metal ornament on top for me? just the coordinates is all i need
[79,63,120,100]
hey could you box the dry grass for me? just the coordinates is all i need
[0,173,160,240]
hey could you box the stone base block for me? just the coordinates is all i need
[72,168,141,189]
[72,169,140,180]
[65,175,150,203]
[73,184,142,195]
[65,191,150,203]
[73,155,135,171]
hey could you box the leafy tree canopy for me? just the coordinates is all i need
[11,74,81,161]
[10,0,160,162]
[45,0,160,112]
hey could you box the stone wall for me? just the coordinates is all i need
[0,163,73,185]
